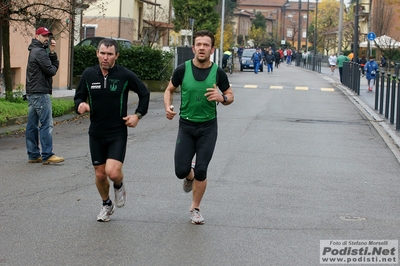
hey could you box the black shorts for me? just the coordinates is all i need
[89,134,127,165]
[174,118,218,181]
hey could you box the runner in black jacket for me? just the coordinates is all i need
[74,38,150,222]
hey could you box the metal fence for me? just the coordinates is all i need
[295,53,322,73]
[342,61,361,95]
[375,64,400,130]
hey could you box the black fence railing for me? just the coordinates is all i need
[374,64,400,130]
[342,61,361,95]
[295,53,322,73]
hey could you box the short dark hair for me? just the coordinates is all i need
[97,38,119,54]
[193,30,215,47]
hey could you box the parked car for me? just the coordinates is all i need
[240,48,263,72]
[75,37,132,48]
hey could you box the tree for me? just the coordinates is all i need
[316,0,341,53]
[215,22,235,51]
[248,25,266,47]
[0,0,104,101]
[252,11,266,31]
[172,0,220,35]
[141,4,171,47]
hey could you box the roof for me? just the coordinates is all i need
[143,20,174,29]
[139,0,161,7]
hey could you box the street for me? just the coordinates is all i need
[1,62,400,265]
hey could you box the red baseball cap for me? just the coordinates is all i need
[36,27,53,36]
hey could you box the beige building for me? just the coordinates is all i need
[3,0,173,92]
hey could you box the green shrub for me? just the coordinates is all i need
[73,45,174,81]
[52,98,75,117]
[0,97,74,124]
[73,45,98,76]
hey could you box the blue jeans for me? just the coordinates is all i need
[268,63,273,72]
[26,94,54,161]
[254,61,260,73]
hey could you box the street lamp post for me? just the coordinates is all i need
[312,0,318,71]
[189,18,195,46]
[219,0,226,66]
[353,0,360,62]
[297,0,302,66]
[297,0,302,53]
[306,0,310,53]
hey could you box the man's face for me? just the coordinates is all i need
[96,44,119,70]
[192,36,214,63]
[37,34,50,45]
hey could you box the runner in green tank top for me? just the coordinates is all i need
[164,30,234,224]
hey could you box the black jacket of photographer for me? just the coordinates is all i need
[26,39,59,95]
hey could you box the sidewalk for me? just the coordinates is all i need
[318,64,400,161]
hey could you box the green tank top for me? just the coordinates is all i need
[180,60,218,122]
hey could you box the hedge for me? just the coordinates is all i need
[73,45,174,81]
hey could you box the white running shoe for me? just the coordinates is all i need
[97,203,115,222]
[114,184,126,208]
[190,208,204,225]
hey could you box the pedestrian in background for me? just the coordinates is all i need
[359,55,367,77]
[328,53,337,75]
[74,38,150,222]
[265,50,274,73]
[164,30,234,225]
[251,48,262,74]
[380,55,387,69]
[286,48,292,65]
[364,56,379,91]
[274,50,281,68]
[302,50,308,68]
[337,52,350,83]
[25,27,64,165]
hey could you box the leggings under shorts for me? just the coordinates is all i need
[174,118,218,181]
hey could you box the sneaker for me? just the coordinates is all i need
[190,208,204,225]
[114,184,126,208]
[42,155,64,165]
[183,162,195,193]
[183,178,193,193]
[28,157,42,163]
[97,203,115,222]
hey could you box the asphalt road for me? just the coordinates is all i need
[1,62,399,265]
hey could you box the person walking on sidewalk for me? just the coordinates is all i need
[359,55,367,77]
[164,30,234,225]
[251,48,262,74]
[25,27,64,165]
[337,52,350,83]
[265,50,274,73]
[364,56,379,91]
[74,38,150,222]
[328,53,337,75]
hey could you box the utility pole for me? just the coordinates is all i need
[338,0,344,55]
[353,0,360,62]
[297,0,302,53]
[219,0,226,66]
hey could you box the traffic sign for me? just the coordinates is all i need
[367,32,376,41]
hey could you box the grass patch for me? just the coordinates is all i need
[0,97,75,124]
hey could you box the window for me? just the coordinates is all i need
[287,28,293,38]
[82,24,97,38]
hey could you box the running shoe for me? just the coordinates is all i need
[190,208,204,224]
[114,184,126,208]
[183,162,195,193]
[97,203,115,222]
